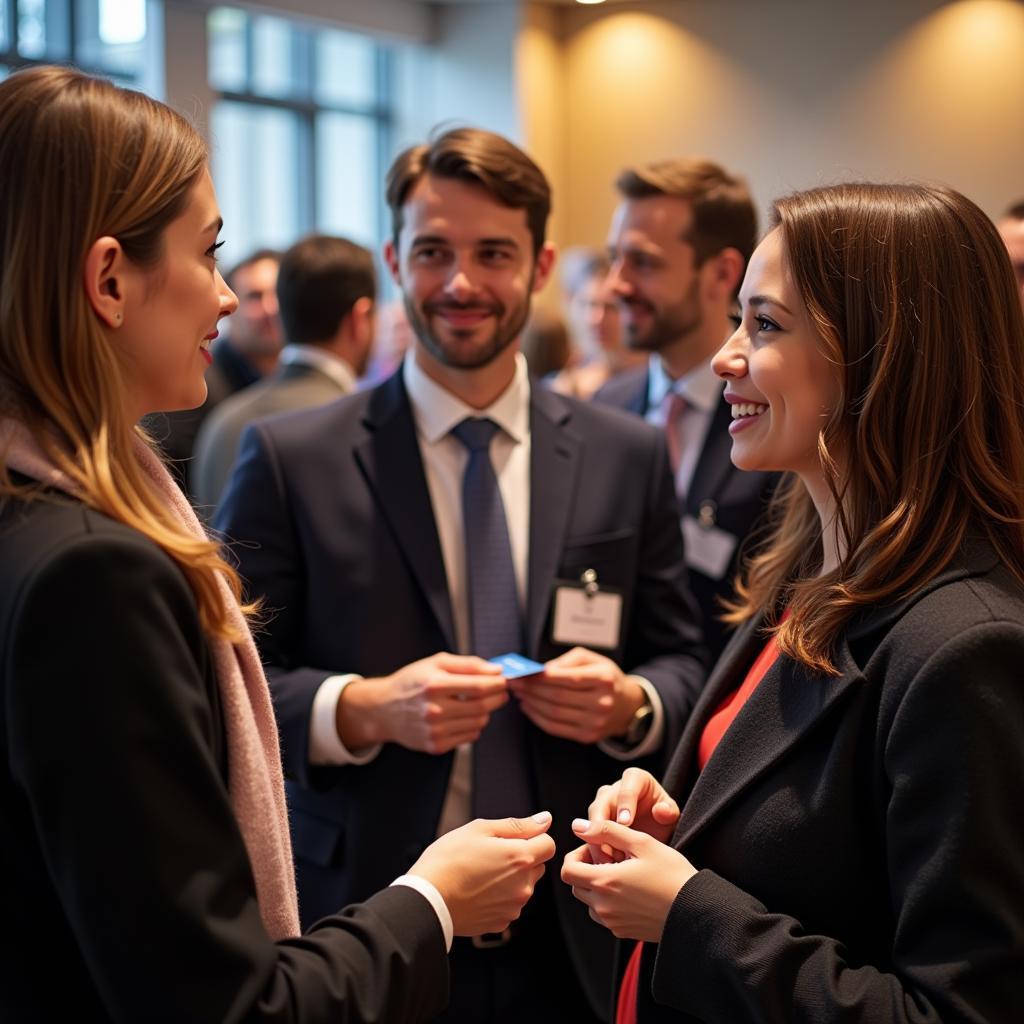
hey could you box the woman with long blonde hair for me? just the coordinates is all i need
[0,65,555,1022]
[563,182,1024,1022]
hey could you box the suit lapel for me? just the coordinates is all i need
[628,370,650,416]
[669,627,865,849]
[353,374,456,649]
[526,387,582,656]
[685,393,735,515]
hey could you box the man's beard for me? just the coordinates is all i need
[404,290,531,371]
[622,278,702,354]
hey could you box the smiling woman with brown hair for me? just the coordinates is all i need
[0,65,555,1023]
[564,182,1024,1023]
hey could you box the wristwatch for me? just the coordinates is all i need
[620,688,654,747]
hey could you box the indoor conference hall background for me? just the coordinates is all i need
[2,1,1024,1022]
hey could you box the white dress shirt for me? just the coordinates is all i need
[645,355,724,501]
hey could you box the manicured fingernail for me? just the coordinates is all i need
[532,810,552,824]
[572,818,590,832]
[617,809,632,824]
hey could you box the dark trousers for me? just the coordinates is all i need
[434,879,607,1024]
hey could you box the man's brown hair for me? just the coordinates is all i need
[386,127,551,256]
[616,158,757,267]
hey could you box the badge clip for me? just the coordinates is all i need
[580,568,599,599]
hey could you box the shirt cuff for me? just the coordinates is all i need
[309,674,383,766]
[392,874,454,952]
[599,675,665,761]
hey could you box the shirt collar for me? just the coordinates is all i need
[279,344,357,392]
[402,349,531,446]
[646,354,723,414]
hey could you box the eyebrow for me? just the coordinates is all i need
[410,234,520,250]
[746,294,795,316]
[477,237,519,249]
[203,217,223,234]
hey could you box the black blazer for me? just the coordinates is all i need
[217,370,708,1015]
[628,540,1024,1022]
[593,366,778,661]
[0,488,448,1023]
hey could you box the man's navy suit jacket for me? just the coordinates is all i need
[593,366,778,660]
[217,370,708,1016]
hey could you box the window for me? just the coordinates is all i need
[0,0,155,88]
[208,6,392,269]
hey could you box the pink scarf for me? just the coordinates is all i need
[1,419,301,940]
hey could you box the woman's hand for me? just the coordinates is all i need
[560,818,697,943]
[586,767,681,863]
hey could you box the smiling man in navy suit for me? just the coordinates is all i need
[593,159,778,660]
[217,128,707,1024]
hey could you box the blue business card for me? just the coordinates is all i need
[489,653,545,679]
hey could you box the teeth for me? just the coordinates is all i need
[731,402,768,419]
[200,339,211,350]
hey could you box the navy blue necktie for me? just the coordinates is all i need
[451,417,534,819]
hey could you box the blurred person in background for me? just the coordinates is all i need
[593,158,777,660]
[520,306,572,381]
[148,247,284,496]
[193,234,376,512]
[550,247,643,399]
[363,297,416,385]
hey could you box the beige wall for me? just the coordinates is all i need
[517,0,1024,252]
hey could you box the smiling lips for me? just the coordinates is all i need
[727,398,769,435]
[200,331,217,365]
[428,304,499,330]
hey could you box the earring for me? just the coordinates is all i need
[114,312,122,322]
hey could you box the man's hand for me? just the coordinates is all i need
[411,812,557,937]
[336,653,508,754]
[560,818,696,943]
[509,646,646,745]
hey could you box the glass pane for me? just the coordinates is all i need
[316,111,378,247]
[75,0,147,77]
[251,14,302,99]
[314,29,376,108]
[18,0,70,60]
[211,100,303,268]
[208,6,247,93]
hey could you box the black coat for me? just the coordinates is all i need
[630,539,1024,1022]
[0,487,448,1023]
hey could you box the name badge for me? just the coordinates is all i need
[682,510,738,580]
[551,569,623,650]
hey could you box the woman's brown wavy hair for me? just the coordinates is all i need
[723,183,1024,674]
[0,66,250,640]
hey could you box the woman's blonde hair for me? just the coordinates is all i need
[0,66,249,640]
[724,183,1024,673]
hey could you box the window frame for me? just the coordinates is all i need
[209,7,395,258]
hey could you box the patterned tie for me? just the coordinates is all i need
[662,390,687,496]
[450,417,535,819]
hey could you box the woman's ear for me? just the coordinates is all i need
[83,236,127,328]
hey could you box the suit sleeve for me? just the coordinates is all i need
[7,530,448,1024]
[216,422,336,783]
[621,434,709,752]
[649,622,1024,1023]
